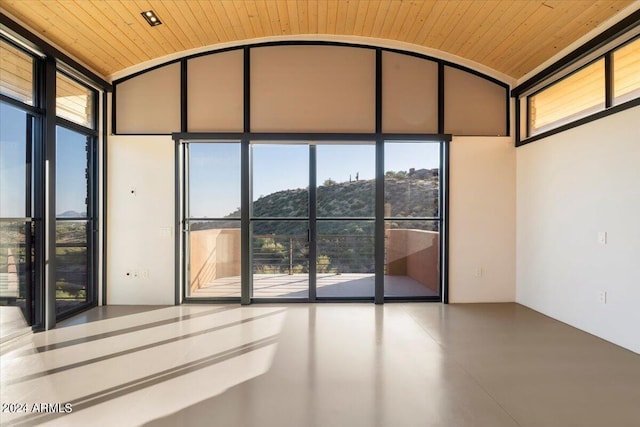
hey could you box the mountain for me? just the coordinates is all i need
[191,169,439,234]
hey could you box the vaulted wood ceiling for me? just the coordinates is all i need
[0,0,635,80]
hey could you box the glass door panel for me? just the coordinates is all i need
[55,126,92,315]
[0,102,34,322]
[316,220,374,297]
[251,144,309,298]
[384,142,441,298]
[316,144,375,298]
[252,220,309,298]
[186,143,241,299]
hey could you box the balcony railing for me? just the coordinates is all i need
[189,228,439,294]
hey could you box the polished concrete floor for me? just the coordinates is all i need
[0,306,31,345]
[192,273,439,298]
[1,303,639,427]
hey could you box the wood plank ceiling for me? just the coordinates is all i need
[0,0,635,79]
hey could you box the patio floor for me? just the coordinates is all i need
[190,273,439,298]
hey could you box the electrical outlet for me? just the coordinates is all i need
[141,270,149,279]
[597,232,607,245]
[599,291,607,304]
[474,267,483,278]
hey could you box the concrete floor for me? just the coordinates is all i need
[0,306,30,345]
[1,303,639,426]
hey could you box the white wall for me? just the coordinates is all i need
[449,136,516,303]
[107,135,175,305]
[517,106,640,353]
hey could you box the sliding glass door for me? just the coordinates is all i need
[182,139,445,303]
[251,144,309,299]
[185,142,242,299]
[316,144,375,298]
[384,142,441,298]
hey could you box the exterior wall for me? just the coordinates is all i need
[386,229,439,293]
[516,105,640,353]
[449,136,517,303]
[189,228,241,293]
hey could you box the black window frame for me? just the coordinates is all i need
[513,10,640,147]
[53,68,99,320]
[1,14,110,330]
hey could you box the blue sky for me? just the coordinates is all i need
[189,141,439,218]
[0,103,27,217]
[1,103,89,217]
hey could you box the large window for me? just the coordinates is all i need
[1,27,105,330]
[181,139,447,303]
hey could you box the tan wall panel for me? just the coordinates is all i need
[116,63,181,134]
[382,51,438,133]
[444,66,507,136]
[250,45,375,132]
[187,50,244,132]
